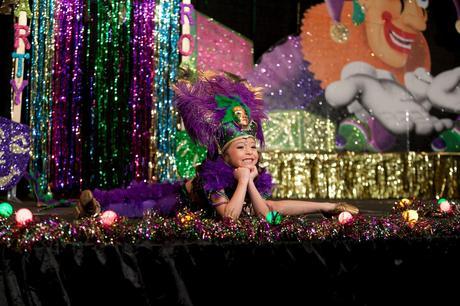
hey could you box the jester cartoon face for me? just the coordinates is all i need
[360,0,428,68]
[0,117,31,191]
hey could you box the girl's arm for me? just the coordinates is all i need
[214,167,250,220]
[247,167,270,218]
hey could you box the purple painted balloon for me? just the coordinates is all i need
[0,117,31,190]
[335,134,346,149]
[431,137,446,151]
[368,118,396,152]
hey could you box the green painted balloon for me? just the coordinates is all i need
[0,202,14,218]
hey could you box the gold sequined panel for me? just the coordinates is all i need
[260,152,460,200]
[263,110,336,152]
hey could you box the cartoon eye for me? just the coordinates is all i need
[416,0,429,9]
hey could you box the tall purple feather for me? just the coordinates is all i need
[175,74,267,157]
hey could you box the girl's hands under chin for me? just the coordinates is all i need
[248,165,259,180]
[233,167,251,182]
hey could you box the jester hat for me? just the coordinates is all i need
[174,72,267,158]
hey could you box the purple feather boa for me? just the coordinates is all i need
[91,157,274,217]
[199,157,274,197]
[93,181,183,216]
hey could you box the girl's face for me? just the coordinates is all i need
[223,137,259,168]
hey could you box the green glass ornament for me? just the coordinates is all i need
[0,202,14,218]
[266,211,282,225]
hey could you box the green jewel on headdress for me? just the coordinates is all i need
[216,95,251,127]
[215,95,258,152]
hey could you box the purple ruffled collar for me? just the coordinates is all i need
[198,157,273,197]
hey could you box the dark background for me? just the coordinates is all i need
[192,0,460,74]
[1,0,459,118]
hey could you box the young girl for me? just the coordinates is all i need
[77,72,358,220]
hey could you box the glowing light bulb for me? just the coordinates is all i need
[402,210,419,225]
[101,210,118,226]
[338,211,353,224]
[440,201,452,213]
[15,208,33,226]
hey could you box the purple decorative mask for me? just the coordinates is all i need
[0,117,31,190]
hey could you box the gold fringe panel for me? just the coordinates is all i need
[260,151,460,200]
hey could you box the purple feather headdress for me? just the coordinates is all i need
[174,72,267,158]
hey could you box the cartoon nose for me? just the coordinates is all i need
[402,2,427,31]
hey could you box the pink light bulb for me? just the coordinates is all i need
[101,210,118,226]
[440,201,452,213]
[15,208,33,226]
[338,211,353,224]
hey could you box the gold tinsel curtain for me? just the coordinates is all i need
[261,152,460,200]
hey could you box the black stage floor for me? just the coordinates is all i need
[1,196,396,221]
[3,196,460,305]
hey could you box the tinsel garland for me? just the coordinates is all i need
[51,0,85,192]
[129,0,155,181]
[92,0,132,188]
[28,0,54,194]
[152,0,181,181]
[28,0,182,192]
[80,0,96,188]
[1,199,460,251]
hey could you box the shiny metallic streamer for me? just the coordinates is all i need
[130,0,155,181]
[93,0,132,188]
[81,0,96,188]
[51,0,84,192]
[28,0,54,194]
[260,152,460,200]
[153,0,181,181]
